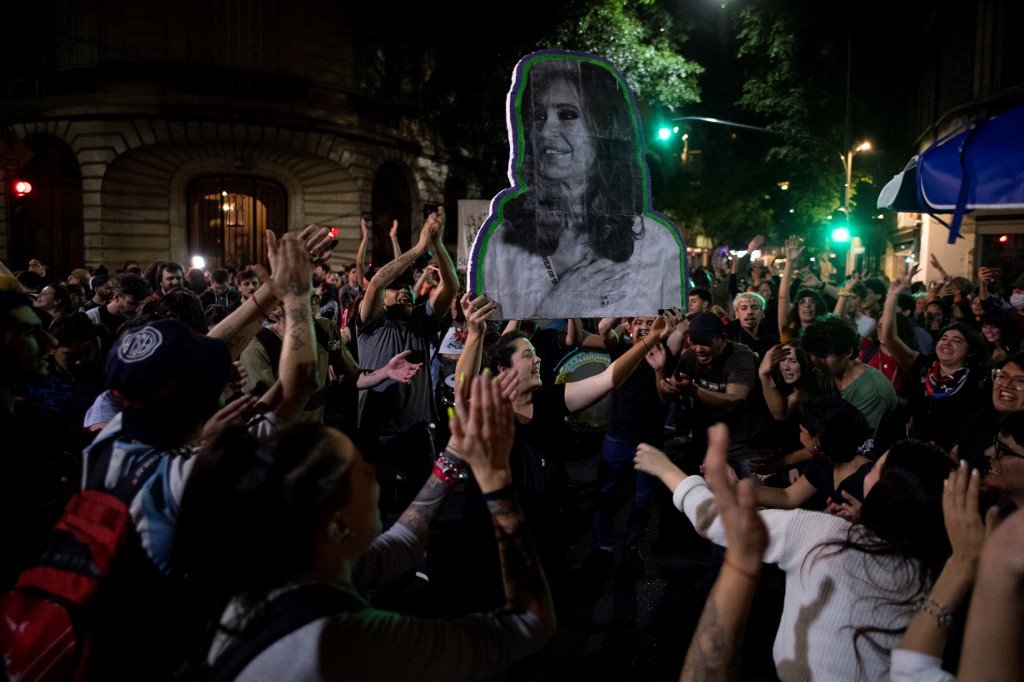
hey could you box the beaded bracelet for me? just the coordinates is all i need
[916,596,954,628]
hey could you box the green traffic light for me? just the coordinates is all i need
[657,127,672,141]
[831,227,851,243]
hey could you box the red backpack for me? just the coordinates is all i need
[0,452,160,681]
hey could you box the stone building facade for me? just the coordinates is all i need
[1,0,491,276]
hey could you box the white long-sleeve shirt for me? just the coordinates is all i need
[673,476,927,682]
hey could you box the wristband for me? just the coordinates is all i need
[432,451,468,487]
[483,486,520,516]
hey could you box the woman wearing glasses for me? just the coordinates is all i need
[954,351,1024,471]
[881,272,992,454]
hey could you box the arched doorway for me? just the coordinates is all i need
[370,162,412,265]
[8,135,84,277]
[187,176,287,269]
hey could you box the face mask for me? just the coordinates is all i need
[1011,293,1024,309]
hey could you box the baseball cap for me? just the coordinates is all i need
[687,312,725,345]
[105,319,231,441]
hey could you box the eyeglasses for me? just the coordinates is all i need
[992,368,1024,391]
[991,437,1024,461]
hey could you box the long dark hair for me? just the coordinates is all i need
[771,339,816,399]
[811,439,954,665]
[502,57,644,262]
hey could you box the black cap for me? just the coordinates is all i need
[687,312,725,345]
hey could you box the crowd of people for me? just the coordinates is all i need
[3,219,1024,681]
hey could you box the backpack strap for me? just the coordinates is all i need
[204,584,365,682]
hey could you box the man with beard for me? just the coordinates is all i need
[660,312,768,474]
[725,291,778,359]
[356,208,458,516]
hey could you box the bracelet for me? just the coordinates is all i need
[482,484,518,515]
[441,446,466,464]
[432,452,469,487]
[916,597,954,628]
[640,335,651,351]
[838,291,854,298]
[723,556,760,582]
[251,291,271,318]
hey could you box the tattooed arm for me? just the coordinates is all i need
[256,233,317,423]
[359,212,438,325]
[680,424,767,682]
[452,374,556,638]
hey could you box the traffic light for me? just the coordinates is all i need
[13,180,32,197]
[831,226,850,243]
[657,126,672,141]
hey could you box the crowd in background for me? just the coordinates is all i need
[3,219,1024,681]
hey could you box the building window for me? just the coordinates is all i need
[188,176,286,269]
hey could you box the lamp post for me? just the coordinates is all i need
[840,141,872,223]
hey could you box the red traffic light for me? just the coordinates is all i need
[13,180,32,197]
[998,234,1009,243]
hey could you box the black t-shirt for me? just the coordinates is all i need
[802,457,872,511]
[676,341,767,445]
[606,337,666,445]
[511,383,572,513]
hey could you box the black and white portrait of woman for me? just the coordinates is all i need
[468,50,686,319]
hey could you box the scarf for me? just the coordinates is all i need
[924,360,969,399]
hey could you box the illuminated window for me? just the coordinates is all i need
[188,177,286,269]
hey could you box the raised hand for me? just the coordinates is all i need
[645,342,667,372]
[389,219,399,239]
[785,235,804,262]
[460,293,497,333]
[702,423,768,565]
[449,373,516,490]
[944,461,1000,570]
[746,234,766,254]
[360,217,369,238]
[758,343,786,377]
[298,224,337,265]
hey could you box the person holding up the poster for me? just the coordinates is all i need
[474,52,684,320]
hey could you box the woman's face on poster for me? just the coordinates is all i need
[530,76,596,185]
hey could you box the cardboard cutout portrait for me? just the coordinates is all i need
[468,50,686,319]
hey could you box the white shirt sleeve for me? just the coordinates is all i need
[890,649,955,682]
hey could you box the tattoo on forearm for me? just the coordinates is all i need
[285,272,306,296]
[680,583,745,681]
[286,306,308,325]
[397,475,450,539]
[492,514,549,604]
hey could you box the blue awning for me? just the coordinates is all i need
[877,102,1024,243]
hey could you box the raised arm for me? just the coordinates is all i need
[758,344,793,420]
[427,208,459,324]
[454,374,556,637]
[778,236,803,334]
[359,212,438,325]
[881,269,920,373]
[355,217,370,285]
[957,508,1024,681]
[389,219,402,259]
[896,462,995,678]
[563,315,667,413]
[680,423,768,682]
[352,350,422,390]
[453,294,497,404]
[210,225,334,359]
[258,233,318,422]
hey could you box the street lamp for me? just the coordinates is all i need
[840,141,871,223]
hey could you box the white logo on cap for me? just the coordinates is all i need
[117,327,164,363]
